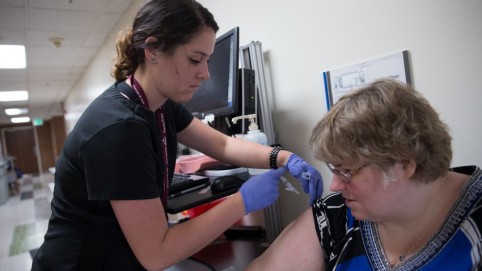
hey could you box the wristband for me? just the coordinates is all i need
[269,146,282,169]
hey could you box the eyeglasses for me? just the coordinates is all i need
[326,163,368,183]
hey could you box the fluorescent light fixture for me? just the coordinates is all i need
[11,116,31,123]
[5,108,29,116]
[0,91,29,101]
[0,45,26,69]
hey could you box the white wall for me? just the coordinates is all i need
[64,0,482,228]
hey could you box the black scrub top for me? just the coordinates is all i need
[32,81,194,270]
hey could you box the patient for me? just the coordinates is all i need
[246,79,482,270]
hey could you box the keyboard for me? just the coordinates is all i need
[169,173,210,198]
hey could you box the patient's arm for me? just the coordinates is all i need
[246,207,325,271]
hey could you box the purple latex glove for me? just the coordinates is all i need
[239,168,286,214]
[285,154,323,205]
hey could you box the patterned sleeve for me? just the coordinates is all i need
[312,193,349,262]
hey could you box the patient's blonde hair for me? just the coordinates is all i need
[309,79,452,183]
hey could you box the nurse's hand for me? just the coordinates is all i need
[239,168,286,214]
[285,154,323,205]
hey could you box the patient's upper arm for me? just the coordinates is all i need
[247,207,325,271]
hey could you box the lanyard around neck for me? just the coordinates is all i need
[128,75,169,207]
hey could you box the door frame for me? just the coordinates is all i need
[1,126,43,175]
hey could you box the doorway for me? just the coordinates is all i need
[2,127,40,175]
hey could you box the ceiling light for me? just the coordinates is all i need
[11,116,31,123]
[0,45,26,69]
[5,108,29,116]
[0,91,29,102]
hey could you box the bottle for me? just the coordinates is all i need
[232,114,268,175]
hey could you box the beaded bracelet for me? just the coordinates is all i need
[269,146,282,169]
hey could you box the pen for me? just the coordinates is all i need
[169,184,209,198]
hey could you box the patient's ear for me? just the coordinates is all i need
[401,159,416,179]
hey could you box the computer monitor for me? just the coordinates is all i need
[183,27,240,120]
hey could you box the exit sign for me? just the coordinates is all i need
[33,118,44,126]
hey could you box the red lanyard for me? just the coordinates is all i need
[129,75,169,206]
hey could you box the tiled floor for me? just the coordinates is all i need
[0,172,53,271]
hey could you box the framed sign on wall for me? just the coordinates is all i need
[322,50,411,109]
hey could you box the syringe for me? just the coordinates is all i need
[279,176,299,194]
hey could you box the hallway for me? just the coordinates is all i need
[0,172,53,271]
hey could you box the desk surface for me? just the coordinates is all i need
[166,172,249,214]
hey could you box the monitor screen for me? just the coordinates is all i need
[183,27,240,120]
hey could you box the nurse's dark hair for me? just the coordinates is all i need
[111,0,219,81]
